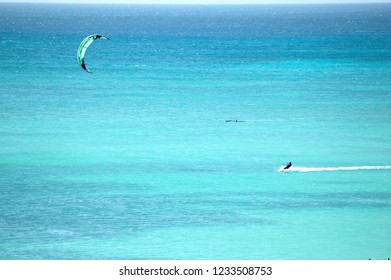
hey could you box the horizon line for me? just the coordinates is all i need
[1,1,391,4]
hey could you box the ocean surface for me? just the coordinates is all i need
[1,3,391,260]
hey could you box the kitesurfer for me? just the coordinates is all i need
[283,162,292,171]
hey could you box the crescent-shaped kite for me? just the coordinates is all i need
[77,34,109,73]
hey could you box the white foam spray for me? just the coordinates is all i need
[278,166,391,173]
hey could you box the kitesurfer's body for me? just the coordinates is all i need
[283,162,292,171]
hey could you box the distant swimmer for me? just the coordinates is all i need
[225,120,245,122]
[282,162,292,171]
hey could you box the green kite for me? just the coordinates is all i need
[77,34,109,73]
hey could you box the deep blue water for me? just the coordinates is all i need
[1,3,391,259]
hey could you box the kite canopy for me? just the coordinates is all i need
[77,34,108,73]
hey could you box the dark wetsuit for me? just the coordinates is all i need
[283,162,292,170]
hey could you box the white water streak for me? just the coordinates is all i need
[279,166,391,172]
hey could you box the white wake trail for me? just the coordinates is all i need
[279,166,391,173]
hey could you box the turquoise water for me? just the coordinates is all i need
[1,3,391,259]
